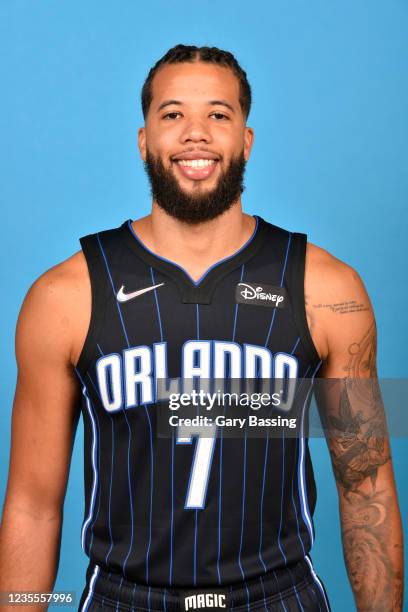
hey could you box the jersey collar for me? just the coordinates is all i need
[121,215,267,304]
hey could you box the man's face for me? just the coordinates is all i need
[138,62,254,223]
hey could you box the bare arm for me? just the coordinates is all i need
[0,259,86,608]
[306,247,404,611]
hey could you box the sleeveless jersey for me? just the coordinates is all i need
[74,215,322,588]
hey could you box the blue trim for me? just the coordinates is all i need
[81,564,100,612]
[86,373,101,555]
[305,555,331,611]
[75,370,98,555]
[291,438,306,558]
[127,216,259,287]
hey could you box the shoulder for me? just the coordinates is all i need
[16,250,90,366]
[20,250,88,313]
[303,241,374,363]
[304,241,365,294]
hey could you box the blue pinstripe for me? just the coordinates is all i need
[96,233,130,348]
[297,362,322,547]
[92,343,115,568]
[96,236,138,573]
[238,425,247,581]
[286,565,304,612]
[258,425,269,572]
[122,407,135,577]
[259,234,293,572]
[149,268,174,587]
[131,583,137,612]
[193,303,200,585]
[217,264,245,585]
[144,405,154,583]
[115,577,123,612]
[105,415,115,565]
[277,428,288,565]
[272,570,288,612]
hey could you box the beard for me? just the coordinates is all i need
[144,149,246,224]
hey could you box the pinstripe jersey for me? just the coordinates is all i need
[74,215,322,588]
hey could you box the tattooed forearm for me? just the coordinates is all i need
[340,491,392,608]
[339,489,403,611]
[318,321,403,611]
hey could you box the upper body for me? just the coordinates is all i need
[0,45,403,611]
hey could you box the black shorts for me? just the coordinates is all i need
[79,556,331,611]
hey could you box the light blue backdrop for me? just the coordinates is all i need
[1,1,407,610]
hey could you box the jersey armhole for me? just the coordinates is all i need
[288,232,322,366]
[75,234,108,373]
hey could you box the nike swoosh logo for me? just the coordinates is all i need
[116,282,164,303]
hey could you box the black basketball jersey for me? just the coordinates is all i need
[74,215,322,588]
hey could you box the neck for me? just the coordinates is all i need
[131,200,256,282]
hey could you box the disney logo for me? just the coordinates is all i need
[238,283,285,305]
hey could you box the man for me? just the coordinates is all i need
[0,45,403,611]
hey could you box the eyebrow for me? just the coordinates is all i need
[157,99,235,113]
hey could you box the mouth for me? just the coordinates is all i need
[171,155,220,181]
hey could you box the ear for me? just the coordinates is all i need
[243,127,254,161]
[138,127,147,161]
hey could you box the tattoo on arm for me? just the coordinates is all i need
[330,322,389,495]
[313,300,370,315]
[318,321,403,611]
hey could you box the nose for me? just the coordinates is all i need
[179,117,212,145]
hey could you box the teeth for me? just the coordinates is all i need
[177,159,216,168]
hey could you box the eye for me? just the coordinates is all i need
[162,112,182,120]
[210,112,230,121]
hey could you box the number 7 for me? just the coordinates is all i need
[176,422,217,509]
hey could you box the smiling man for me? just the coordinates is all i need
[0,45,403,612]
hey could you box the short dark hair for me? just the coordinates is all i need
[141,44,252,120]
